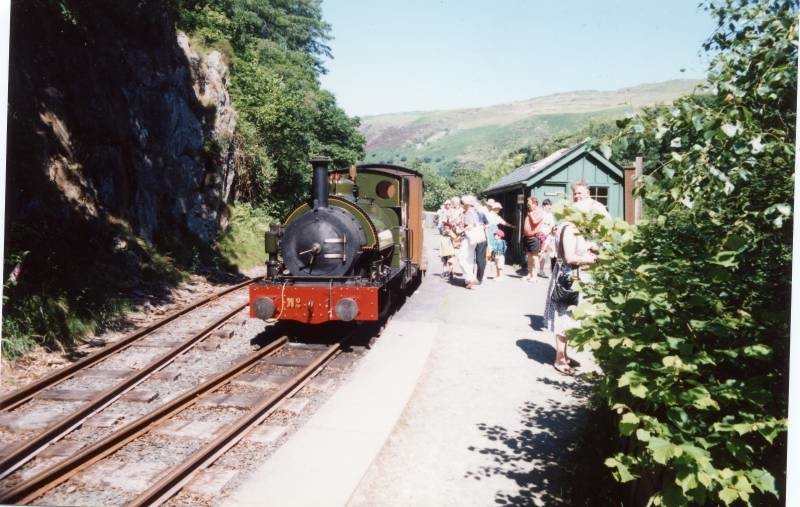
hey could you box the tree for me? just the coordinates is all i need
[568,1,796,504]
[480,152,525,187]
[446,167,489,198]
[177,0,364,213]
[410,160,450,210]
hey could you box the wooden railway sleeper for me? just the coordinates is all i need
[0,299,251,479]
[129,342,342,507]
[0,336,290,505]
[0,278,255,412]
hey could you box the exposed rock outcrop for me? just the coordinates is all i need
[6,0,237,250]
[177,32,237,241]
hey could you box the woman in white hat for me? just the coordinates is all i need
[485,201,514,278]
[458,195,484,289]
[487,200,513,228]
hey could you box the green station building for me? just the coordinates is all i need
[482,142,627,262]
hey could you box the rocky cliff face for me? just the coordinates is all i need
[6,0,237,254]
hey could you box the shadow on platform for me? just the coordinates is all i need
[515,338,554,365]
[464,377,594,506]
[525,314,546,331]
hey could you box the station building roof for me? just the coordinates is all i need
[483,141,600,194]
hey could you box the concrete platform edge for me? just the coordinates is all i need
[223,320,438,507]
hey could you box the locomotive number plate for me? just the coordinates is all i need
[284,297,302,308]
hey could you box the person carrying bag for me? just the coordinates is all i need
[551,225,579,306]
[543,221,597,375]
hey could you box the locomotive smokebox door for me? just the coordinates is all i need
[281,207,366,276]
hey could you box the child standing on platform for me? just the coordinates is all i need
[490,229,508,280]
[439,222,457,280]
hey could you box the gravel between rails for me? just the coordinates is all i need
[0,288,260,489]
[0,275,238,396]
[2,273,383,506]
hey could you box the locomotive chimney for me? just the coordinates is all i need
[311,156,332,209]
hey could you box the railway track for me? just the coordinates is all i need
[1,337,346,506]
[0,280,255,481]
[0,277,375,506]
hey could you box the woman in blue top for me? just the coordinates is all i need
[489,228,508,280]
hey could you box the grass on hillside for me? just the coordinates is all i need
[363,80,703,173]
[367,109,626,173]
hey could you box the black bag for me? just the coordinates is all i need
[551,225,579,306]
[552,269,579,306]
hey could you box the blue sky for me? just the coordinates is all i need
[319,0,718,117]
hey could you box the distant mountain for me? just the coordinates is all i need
[360,79,702,172]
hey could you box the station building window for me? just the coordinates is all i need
[589,186,609,206]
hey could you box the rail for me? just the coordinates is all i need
[0,337,291,504]
[0,278,255,412]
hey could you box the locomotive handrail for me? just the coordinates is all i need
[271,275,366,281]
[408,227,414,261]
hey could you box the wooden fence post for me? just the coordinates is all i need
[624,165,636,225]
[634,156,644,223]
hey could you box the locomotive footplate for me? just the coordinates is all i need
[249,282,380,324]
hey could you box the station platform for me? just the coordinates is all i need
[224,228,597,506]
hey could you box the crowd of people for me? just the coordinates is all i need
[434,180,610,376]
[434,194,562,288]
[436,195,514,289]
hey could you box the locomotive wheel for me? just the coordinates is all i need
[378,289,393,321]
[403,271,423,296]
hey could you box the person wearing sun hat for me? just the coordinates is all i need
[487,200,513,228]
[486,199,514,276]
[458,195,483,289]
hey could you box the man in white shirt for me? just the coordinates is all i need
[572,182,610,217]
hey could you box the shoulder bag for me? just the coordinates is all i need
[551,225,579,306]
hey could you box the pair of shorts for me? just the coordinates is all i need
[524,236,541,254]
[441,255,452,263]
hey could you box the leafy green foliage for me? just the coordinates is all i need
[215,203,277,270]
[446,167,490,198]
[409,161,449,210]
[514,118,623,164]
[559,1,795,504]
[410,151,525,210]
[177,0,365,215]
[400,151,516,213]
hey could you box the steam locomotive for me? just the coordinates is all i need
[249,157,425,325]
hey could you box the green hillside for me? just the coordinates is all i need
[361,79,702,173]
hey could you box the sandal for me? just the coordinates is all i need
[567,357,581,368]
[554,362,575,376]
